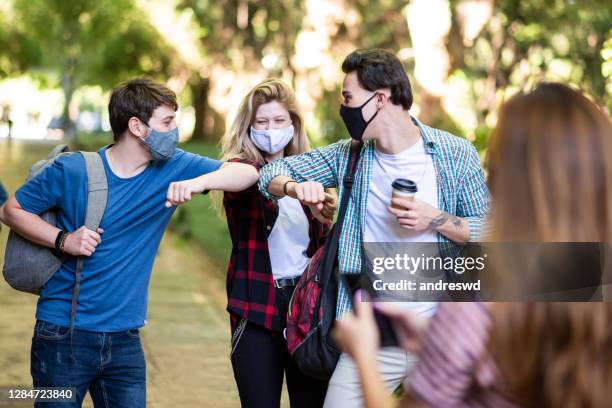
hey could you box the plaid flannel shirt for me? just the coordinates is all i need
[224,159,328,331]
[259,117,491,318]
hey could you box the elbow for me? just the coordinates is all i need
[465,216,488,243]
[246,164,260,185]
[1,204,14,228]
[224,162,260,191]
[2,197,20,228]
[235,162,259,187]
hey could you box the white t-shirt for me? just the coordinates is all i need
[268,196,311,280]
[364,138,439,316]
[364,138,438,243]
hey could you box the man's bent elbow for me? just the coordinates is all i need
[232,162,260,187]
[223,162,260,190]
[2,197,22,228]
[245,163,260,185]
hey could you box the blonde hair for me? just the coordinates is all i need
[220,78,312,163]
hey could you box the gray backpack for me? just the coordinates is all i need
[3,144,107,328]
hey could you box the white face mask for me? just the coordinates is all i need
[249,125,294,155]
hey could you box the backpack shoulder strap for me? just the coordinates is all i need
[344,140,362,186]
[317,141,362,278]
[336,140,362,228]
[310,140,363,328]
[68,151,108,339]
[81,151,108,231]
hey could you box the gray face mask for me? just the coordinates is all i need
[141,125,179,161]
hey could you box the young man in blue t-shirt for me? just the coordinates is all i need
[1,78,259,407]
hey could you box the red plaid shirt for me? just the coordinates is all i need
[223,159,328,332]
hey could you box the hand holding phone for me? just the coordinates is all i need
[373,302,429,354]
[343,274,400,348]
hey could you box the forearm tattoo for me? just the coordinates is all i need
[428,211,463,230]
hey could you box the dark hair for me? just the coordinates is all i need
[341,49,413,110]
[108,78,178,141]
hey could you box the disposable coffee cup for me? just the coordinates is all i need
[391,178,417,209]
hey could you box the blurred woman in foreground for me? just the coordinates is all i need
[332,83,612,407]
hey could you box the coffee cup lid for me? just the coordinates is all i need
[392,178,417,193]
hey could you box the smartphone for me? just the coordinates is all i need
[342,274,399,347]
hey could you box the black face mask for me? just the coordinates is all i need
[339,93,379,141]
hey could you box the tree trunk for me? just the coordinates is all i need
[190,75,211,142]
[60,73,76,140]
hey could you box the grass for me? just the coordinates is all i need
[73,132,231,271]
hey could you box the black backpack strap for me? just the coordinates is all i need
[336,140,362,227]
[321,140,362,281]
[311,141,363,328]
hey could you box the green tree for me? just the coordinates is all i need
[444,0,610,158]
[176,0,305,141]
[11,0,173,139]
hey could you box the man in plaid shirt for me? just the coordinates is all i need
[259,49,490,407]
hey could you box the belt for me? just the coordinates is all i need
[274,276,300,288]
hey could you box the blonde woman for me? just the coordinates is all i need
[221,79,334,407]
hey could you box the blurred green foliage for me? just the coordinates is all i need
[3,0,173,137]
[0,0,610,263]
[0,0,609,148]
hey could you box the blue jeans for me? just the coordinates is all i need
[31,320,146,407]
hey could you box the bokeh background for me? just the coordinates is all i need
[0,0,610,147]
[0,1,610,406]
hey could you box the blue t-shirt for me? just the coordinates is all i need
[15,146,222,332]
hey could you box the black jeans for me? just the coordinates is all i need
[230,286,328,408]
